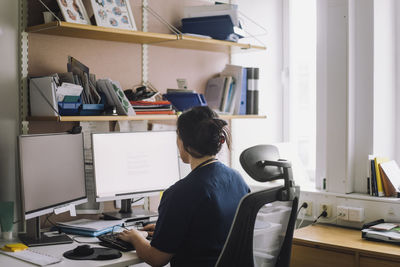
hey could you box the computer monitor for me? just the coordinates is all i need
[92,131,180,220]
[18,133,87,246]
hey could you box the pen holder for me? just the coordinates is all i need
[0,201,14,240]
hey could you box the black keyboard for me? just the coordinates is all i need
[98,233,135,252]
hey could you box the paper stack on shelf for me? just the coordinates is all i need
[130,100,175,115]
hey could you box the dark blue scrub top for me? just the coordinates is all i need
[150,161,250,267]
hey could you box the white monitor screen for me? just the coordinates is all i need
[92,131,180,200]
[19,133,87,220]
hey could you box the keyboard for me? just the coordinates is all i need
[98,233,135,252]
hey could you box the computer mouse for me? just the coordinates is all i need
[73,245,95,257]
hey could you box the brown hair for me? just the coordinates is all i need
[177,106,231,158]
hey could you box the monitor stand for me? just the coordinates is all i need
[19,217,73,247]
[102,199,158,222]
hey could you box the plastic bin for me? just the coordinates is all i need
[163,93,207,111]
[58,101,81,116]
[182,15,243,41]
[80,104,104,116]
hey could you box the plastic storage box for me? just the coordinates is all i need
[181,15,243,41]
[58,97,104,116]
[80,103,104,116]
[58,100,81,116]
[163,93,207,111]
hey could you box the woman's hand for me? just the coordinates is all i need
[118,229,148,243]
[142,223,156,237]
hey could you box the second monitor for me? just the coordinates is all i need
[92,131,180,220]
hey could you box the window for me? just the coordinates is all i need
[286,0,317,181]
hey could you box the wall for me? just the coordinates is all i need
[0,0,20,224]
[230,0,284,185]
[28,0,228,95]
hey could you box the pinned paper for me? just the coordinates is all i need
[54,204,76,216]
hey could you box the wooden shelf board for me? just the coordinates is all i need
[26,22,266,52]
[26,22,178,44]
[28,114,266,122]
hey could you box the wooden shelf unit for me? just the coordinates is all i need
[26,22,266,53]
[28,114,266,122]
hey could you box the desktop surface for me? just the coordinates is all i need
[0,238,141,266]
[291,224,400,267]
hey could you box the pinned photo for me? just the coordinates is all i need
[90,0,137,30]
[57,0,90,25]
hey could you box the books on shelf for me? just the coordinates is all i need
[204,64,249,115]
[368,155,400,197]
[380,160,400,196]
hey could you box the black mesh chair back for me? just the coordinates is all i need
[215,145,300,267]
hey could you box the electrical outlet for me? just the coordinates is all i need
[319,203,332,218]
[304,201,313,216]
[348,207,364,222]
[337,206,349,220]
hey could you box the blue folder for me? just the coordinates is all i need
[58,226,114,237]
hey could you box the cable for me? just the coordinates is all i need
[296,202,308,217]
[295,202,309,229]
[130,197,145,204]
[297,216,306,229]
[312,210,328,224]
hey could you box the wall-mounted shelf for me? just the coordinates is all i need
[28,114,266,122]
[26,22,266,53]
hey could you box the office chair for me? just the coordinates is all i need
[215,145,300,267]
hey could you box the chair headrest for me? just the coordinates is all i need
[240,145,291,182]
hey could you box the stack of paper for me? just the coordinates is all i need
[56,219,124,237]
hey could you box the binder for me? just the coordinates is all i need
[374,157,389,197]
[204,76,226,110]
[220,64,247,115]
[29,77,59,117]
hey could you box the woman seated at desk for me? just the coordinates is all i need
[119,106,250,267]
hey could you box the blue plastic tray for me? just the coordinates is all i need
[58,101,81,116]
[80,104,105,116]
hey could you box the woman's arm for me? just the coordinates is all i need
[119,229,173,267]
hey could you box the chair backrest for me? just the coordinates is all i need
[215,185,299,267]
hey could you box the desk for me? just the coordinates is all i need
[0,239,142,267]
[291,224,400,267]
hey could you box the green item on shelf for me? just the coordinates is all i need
[63,95,80,103]
[0,201,14,233]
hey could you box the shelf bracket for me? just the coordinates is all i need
[20,0,29,134]
[141,0,148,85]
